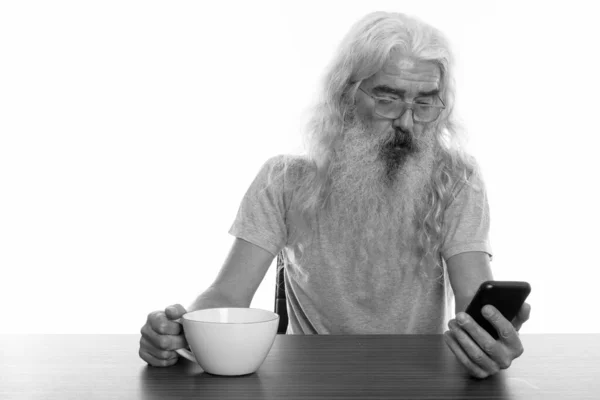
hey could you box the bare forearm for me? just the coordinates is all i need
[188,286,251,312]
[455,296,472,316]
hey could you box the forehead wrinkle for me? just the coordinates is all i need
[380,75,439,83]
[381,54,441,81]
[374,76,440,95]
[381,65,440,81]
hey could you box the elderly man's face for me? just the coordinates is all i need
[355,52,441,165]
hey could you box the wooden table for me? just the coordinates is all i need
[1,334,599,399]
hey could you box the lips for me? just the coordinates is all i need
[390,132,411,148]
[393,139,408,148]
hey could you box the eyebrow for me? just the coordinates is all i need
[372,85,439,97]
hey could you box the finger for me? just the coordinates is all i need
[139,348,178,367]
[443,331,489,379]
[482,305,520,347]
[165,304,188,320]
[455,313,513,370]
[141,323,188,351]
[140,335,178,361]
[147,310,183,336]
[448,320,500,376]
[512,302,531,330]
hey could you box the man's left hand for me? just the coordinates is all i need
[443,302,531,379]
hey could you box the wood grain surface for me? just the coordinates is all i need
[1,334,599,399]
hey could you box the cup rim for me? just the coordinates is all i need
[182,307,280,325]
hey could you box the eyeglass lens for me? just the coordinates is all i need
[375,101,441,122]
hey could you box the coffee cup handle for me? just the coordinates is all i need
[172,318,196,363]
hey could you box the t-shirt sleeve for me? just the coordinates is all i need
[440,169,493,262]
[228,156,288,256]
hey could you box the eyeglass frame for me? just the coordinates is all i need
[358,86,446,122]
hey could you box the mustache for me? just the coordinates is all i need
[385,129,416,151]
[392,130,411,144]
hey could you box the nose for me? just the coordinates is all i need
[392,107,413,133]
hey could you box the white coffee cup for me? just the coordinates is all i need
[175,307,280,376]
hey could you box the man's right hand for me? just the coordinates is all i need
[139,304,189,367]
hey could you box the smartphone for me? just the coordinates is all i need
[464,281,531,340]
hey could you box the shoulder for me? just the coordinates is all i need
[263,154,312,171]
[448,154,486,202]
[462,157,486,196]
[261,154,313,184]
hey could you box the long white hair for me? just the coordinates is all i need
[273,11,480,281]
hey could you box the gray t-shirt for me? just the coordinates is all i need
[229,155,493,334]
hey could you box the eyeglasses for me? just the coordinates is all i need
[358,86,446,122]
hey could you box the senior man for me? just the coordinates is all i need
[139,11,531,379]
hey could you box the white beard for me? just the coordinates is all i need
[323,119,437,270]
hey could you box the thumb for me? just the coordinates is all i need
[165,304,187,320]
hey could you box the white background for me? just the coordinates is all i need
[1,0,598,334]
